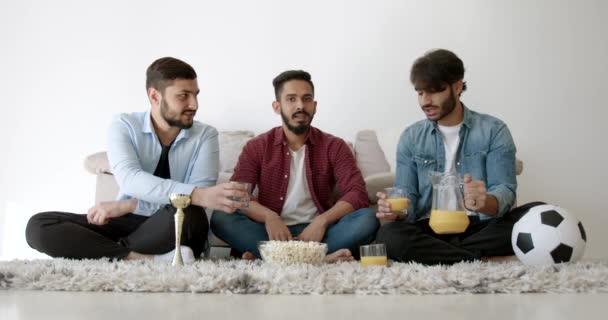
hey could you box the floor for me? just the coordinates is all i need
[0,291,605,320]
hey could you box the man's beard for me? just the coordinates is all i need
[161,98,194,129]
[281,109,313,135]
[423,88,457,122]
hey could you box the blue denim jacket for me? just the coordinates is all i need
[396,105,517,221]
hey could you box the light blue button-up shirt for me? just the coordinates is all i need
[396,105,517,221]
[107,111,219,216]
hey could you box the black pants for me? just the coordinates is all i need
[376,202,545,265]
[25,204,208,260]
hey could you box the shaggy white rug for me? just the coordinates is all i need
[1,259,607,294]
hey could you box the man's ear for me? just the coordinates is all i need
[453,80,464,97]
[148,87,161,106]
[272,101,281,115]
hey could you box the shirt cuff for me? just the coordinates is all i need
[133,200,161,216]
[487,188,515,217]
[172,183,197,198]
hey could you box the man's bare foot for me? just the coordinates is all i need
[324,249,354,263]
[125,251,152,260]
[242,251,257,260]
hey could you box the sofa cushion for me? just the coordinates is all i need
[219,131,255,173]
[364,172,396,204]
[354,130,391,178]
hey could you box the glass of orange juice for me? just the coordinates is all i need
[360,243,388,267]
[384,187,409,220]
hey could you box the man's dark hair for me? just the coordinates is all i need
[272,70,315,100]
[410,49,467,94]
[146,57,197,92]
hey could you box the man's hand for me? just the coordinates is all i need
[194,182,249,213]
[87,199,136,225]
[463,174,487,211]
[375,192,408,221]
[265,215,292,241]
[297,216,328,242]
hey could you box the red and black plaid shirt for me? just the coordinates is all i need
[231,126,368,215]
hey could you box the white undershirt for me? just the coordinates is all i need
[438,122,477,216]
[437,123,462,173]
[281,146,318,226]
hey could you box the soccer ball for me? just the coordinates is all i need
[511,204,586,265]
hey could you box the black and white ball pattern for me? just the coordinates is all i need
[512,204,586,265]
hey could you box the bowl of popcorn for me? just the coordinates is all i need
[258,240,327,265]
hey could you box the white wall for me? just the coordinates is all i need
[1,0,606,260]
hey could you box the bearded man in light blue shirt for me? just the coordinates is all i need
[26,57,248,262]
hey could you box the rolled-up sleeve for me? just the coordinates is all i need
[395,128,421,219]
[332,140,369,210]
[231,140,261,195]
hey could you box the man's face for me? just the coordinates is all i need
[158,79,200,129]
[417,84,457,122]
[275,80,316,135]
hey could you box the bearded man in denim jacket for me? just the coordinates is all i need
[376,49,543,265]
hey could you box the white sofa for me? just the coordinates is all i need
[84,130,397,255]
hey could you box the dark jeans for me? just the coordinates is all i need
[25,204,208,260]
[376,202,545,265]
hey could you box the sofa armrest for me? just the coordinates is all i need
[364,172,395,204]
[516,158,523,175]
[85,151,112,175]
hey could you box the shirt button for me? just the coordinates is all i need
[280,197,284,201]
[457,162,461,166]
[424,160,428,164]
[286,152,289,156]
[284,175,288,178]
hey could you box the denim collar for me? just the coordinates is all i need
[429,103,473,133]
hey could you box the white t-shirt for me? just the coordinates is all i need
[438,122,477,216]
[281,146,318,225]
[437,123,462,173]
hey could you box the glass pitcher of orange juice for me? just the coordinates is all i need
[428,172,469,234]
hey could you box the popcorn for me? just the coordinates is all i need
[258,241,327,265]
